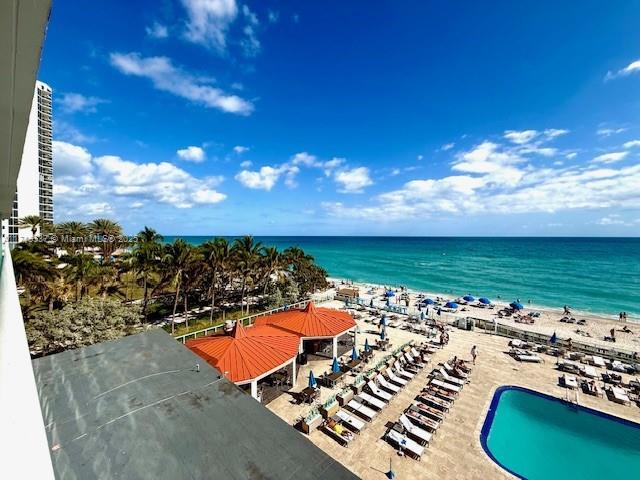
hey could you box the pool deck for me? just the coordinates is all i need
[267,303,640,480]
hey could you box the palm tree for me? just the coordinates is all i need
[128,227,163,320]
[18,215,42,238]
[95,264,124,300]
[89,218,123,261]
[42,275,73,312]
[260,246,281,294]
[56,221,88,254]
[12,248,56,308]
[65,254,97,301]
[232,235,262,315]
[201,237,231,323]
[162,239,194,334]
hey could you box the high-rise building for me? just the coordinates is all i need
[1,80,53,244]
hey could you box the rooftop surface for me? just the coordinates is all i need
[33,329,357,480]
[254,301,355,338]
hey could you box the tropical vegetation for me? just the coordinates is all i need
[13,216,329,356]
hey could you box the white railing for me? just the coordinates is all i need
[0,243,54,478]
[175,294,335,343]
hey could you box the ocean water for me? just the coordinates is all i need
[482,387,640,480]
[163,237,640,318]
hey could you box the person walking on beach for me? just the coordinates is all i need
[563,305,571,316]
[610,328,616,342]
[471,345,478,364]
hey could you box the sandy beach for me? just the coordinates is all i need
[328,278,640,354]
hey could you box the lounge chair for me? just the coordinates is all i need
[406,406,440,430]
[433,367,465,386]
[404,352,425,368]
[430,378,461,394]
[399,414,432,445]
[411,347,428,363]
[442,361,469,380]
[580,365,597,378]
[592,356,606,368]
[346,399,377,421]
[367,381,393,402]
[358,392,386,410]
[322,418,355,447]
[608,386,631,405]
[562,374,578,389]
[394,361,415,379]
[399,358,420,374]
[415,393,451,412]
[335,409,365,433]
[388,369,409,386]
[386,428,424,460]
[514,353,542,363]
[376,374,401,394]
[425,385,457,402]
[412,401,446,421]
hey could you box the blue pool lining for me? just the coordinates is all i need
[479,385,640,480]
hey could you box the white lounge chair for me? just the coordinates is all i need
[430,378,461,393]
[609,387,631,405]
[399,414,432,445]
[563,374,578,389]
[443,361,469,379]
[358,392,386,410]
[404,352,425,367]
[346,399,377,421]
[335,409,365,433]
[591,355,606,368]
[515,353,542,363]
[386,429,424,460]
[435,367,465,386]
[394,361,415,380]
[411,347,427,362]
[388,369,408,386]
[366,381,392,402]
[580,365,597,378]
[376,374,401,394]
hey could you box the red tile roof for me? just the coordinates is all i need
[254,302,355,338]
[186,322,299,383]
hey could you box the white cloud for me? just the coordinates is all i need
[334,167,373,193]
[53,141,92,176]
[565,152,578,160]
[54,120,97,144]
[605,59,640,81]
[146,22,168,39]
[241,5,261,57]
[84,202,113,216]
[544,128,569,138]
[110,52,252,115]
[268,10,279,23]
[623,140,640,149]
[235,166,281,190]
[177,145,205,162]
[240,160,252,168]
[440,143,455,151]
[597,127,627,137]
[591,151,628,164]
[322,138,640,221]
[233,145,249,153]
[504,130,538,144]
[417,155,424,161]
[58,93,106,114]
[181,0,238,52]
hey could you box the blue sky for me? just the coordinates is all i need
[42,0,640,236]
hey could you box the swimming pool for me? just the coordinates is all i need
[480,386,640,480]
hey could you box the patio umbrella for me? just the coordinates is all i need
[479,297,491,305]
[420,311,425,321]
[421,298,434,305]
[385,290,395,298]
[510,301,524,311]
[331,357,340,373]
[364,338,371,352]
[550,332,557,345]
[463,294,475,302]
[351,346,359,361]
[445,301,458,309]
[308,370,317,388]
[386,298,390,307]
[380,329,386,341]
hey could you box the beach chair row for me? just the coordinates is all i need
[386,357,473,460]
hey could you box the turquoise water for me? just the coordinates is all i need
[482,387,640,480]
[163,237,640,318]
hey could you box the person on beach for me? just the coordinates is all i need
[471,345,478,364]
[563,305,571,315]
[610,328,616,342]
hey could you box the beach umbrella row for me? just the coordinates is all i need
[463,294,475,302]
[421,298,434,305]
[510,301,524,311]
[445,301,458,309]
[479,297,491,305]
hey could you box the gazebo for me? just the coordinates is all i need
[186,322,299,400]
[254,302,356,359]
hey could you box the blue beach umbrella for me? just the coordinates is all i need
[463,294,475,302]
[510,301,524,311]
[550,332,557,345]
[308,370,317,388]
[445,301,458,309]
[421,298,434,305]
[351,346,359,361]
[385,290,395,298]
[364,338,371,352]
[331,357,340,373]
[479,297,491,305]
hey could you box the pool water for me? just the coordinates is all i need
[480,386,640,480]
